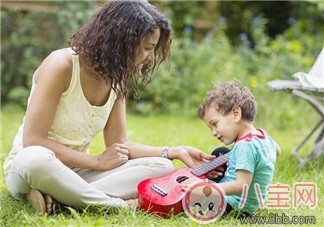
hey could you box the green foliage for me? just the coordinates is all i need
[218,1,293,46]
[1,1,97,107]
[1,9,49,106]
[129,13,322,132]
[129,28,233,116]
[1,1,324,133]
[153,1,208,39]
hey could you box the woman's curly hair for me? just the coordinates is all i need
[68,0,171,99]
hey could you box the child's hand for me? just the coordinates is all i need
[205,167,225,179]
[181,178,205,191]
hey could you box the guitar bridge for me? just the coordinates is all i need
[151,184,168,196]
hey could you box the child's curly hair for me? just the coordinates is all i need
[198,80,258,122]
[68,0,171,99]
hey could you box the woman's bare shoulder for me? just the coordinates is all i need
[43,48,73,71]
[34,48,74,91]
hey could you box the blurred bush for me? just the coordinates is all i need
[1,1,97,107]
[128,5,324,131]
[128,27,233,115]
[1,1,323,132]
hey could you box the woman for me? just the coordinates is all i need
[4,0,215,215]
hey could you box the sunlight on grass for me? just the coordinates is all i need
[1,109,323,226]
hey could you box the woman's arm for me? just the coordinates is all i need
[102,98,215,168]
[127,142,215,168]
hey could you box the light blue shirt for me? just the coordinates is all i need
[220,129,277,214]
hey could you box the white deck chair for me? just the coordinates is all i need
[267,47,324,170]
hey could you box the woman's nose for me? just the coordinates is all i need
[147,50,155,61]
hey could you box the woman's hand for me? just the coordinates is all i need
[96,143,129,170]
[168,146,215,168]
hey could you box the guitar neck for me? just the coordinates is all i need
[190,152,230,176]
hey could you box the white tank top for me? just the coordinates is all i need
[4,48,117,174]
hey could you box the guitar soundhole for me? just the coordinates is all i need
[176,176,189,183]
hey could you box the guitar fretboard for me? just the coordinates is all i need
[190,152,230,176]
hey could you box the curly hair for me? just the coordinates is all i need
[68,0,171,99]
[198,80,258,122]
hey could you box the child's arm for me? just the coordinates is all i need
[181,169,253,195]
[217,170,253,195]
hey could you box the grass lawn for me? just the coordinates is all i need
[1,108,323,226]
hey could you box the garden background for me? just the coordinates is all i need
[1,1,324,226]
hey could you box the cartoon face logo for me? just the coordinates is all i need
[189,186,219,217]
[182,182,226,224]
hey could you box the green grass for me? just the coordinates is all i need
[1,108,323,226]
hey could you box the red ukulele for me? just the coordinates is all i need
[137,152,230,218]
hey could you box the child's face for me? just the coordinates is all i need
[203,105,239,145]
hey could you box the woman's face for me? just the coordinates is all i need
[135,28,161,71]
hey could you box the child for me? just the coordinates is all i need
[183,79,280,217]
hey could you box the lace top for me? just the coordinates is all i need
[4,48,117,174]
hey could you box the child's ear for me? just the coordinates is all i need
[232,106,242,122]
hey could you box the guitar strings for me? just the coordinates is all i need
[148,169,196,192]
[148,154,229,193]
